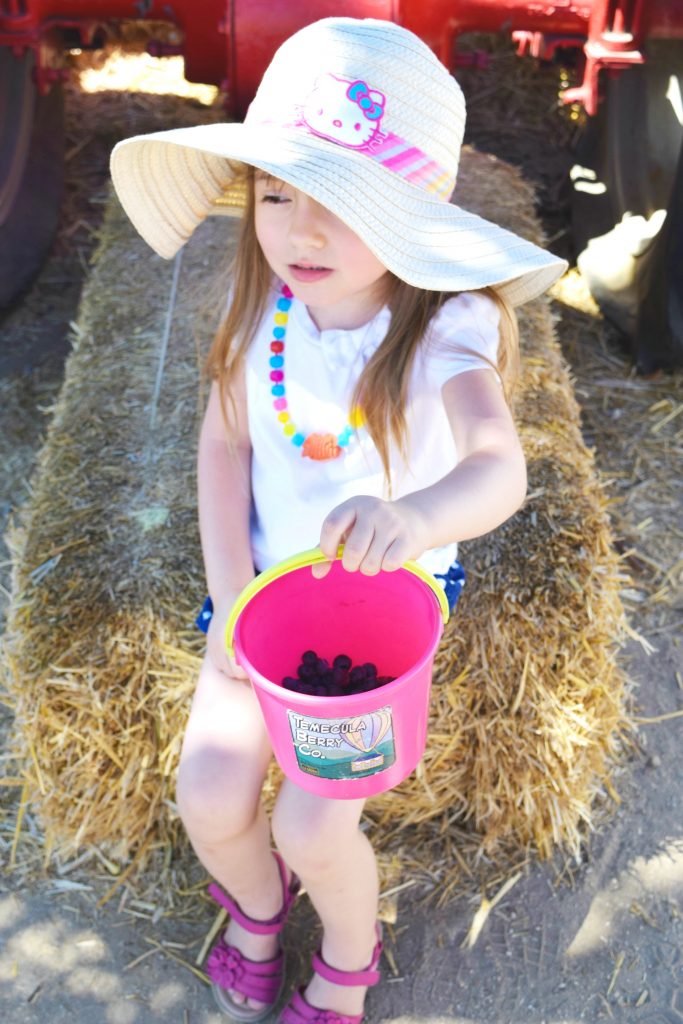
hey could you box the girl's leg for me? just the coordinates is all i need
[176,655,281,1008]
[272,780,379,1018]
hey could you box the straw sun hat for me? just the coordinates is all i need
[110,17,567,306]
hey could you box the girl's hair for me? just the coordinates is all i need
[205,167,520,482]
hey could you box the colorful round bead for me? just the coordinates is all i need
[269,283,363,460]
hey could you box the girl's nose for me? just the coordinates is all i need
[288,196,326,248]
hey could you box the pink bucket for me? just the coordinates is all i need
[225,549,449,799]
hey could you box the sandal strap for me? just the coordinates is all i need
[311,926,383,988]
[280,989,364,1024]
[206,935,284,1003]
[208,851,300,935]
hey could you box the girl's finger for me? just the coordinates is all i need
[230,660,250,680]
[311,559,332,580]
[319,504,357,559]
[340,521,376,572]
[216,648,249,680]
[381,535,410,572]
[359,529,397,576]
[206,619,248,680]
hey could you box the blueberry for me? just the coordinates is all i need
[333,666,349,686]
[333,654,352,672]
[350,666,366,684]
[350,680,374,694]
[362,662,377,679]
[316,658,330,673]
[298,663,317,680]
[282,676,299,690]
[302,650,318,665]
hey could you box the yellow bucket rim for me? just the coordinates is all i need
[225,546,450,661]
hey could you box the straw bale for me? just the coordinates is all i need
[2,147,628,890]
[3,196,221,862]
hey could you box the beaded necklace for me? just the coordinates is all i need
[269,283,364,461]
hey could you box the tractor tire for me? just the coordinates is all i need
[0,47,65,309]
[571,39,683,370]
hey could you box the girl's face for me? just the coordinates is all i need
[253,173,390,331]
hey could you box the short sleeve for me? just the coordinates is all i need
[421,291,501,391]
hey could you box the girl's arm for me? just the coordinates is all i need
[197,371,255,674]
[315,368,526,576]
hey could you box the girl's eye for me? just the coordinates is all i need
[261,192,289,204]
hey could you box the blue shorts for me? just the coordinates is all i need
[195,560,465,634]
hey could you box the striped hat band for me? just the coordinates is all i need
[251,72,456,200]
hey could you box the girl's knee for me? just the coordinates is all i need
[176,656,272,842]
[176,748,262,842]
[271,792,362,875]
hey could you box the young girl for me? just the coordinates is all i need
[111,17,566,1023]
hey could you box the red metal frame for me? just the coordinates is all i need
[1,0,682,113]
[562,0,648,114]
[0,1,227,88]
[223,0,397,114]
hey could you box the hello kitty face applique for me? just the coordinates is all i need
[302,74,386,149]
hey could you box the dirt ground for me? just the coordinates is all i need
[1,43,682,1024]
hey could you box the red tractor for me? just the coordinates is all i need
[2,0,682,370]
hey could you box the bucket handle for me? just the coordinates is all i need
[224,546,450,661]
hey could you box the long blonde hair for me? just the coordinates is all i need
[206,167,520,481]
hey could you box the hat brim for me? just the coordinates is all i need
[110,122,567,306]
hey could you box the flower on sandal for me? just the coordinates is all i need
[206,944,247,988]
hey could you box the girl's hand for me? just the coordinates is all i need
[205,593,250,680]
[314,495,429,578]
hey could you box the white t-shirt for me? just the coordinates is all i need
[245,286,501,576]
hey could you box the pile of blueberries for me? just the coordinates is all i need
[281,650,395,696]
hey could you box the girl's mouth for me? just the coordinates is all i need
[289,264,333,283]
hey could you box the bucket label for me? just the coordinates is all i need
[287,706,396,780]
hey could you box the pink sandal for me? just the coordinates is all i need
[279,926,382,1024]
[205,851,300,1022]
